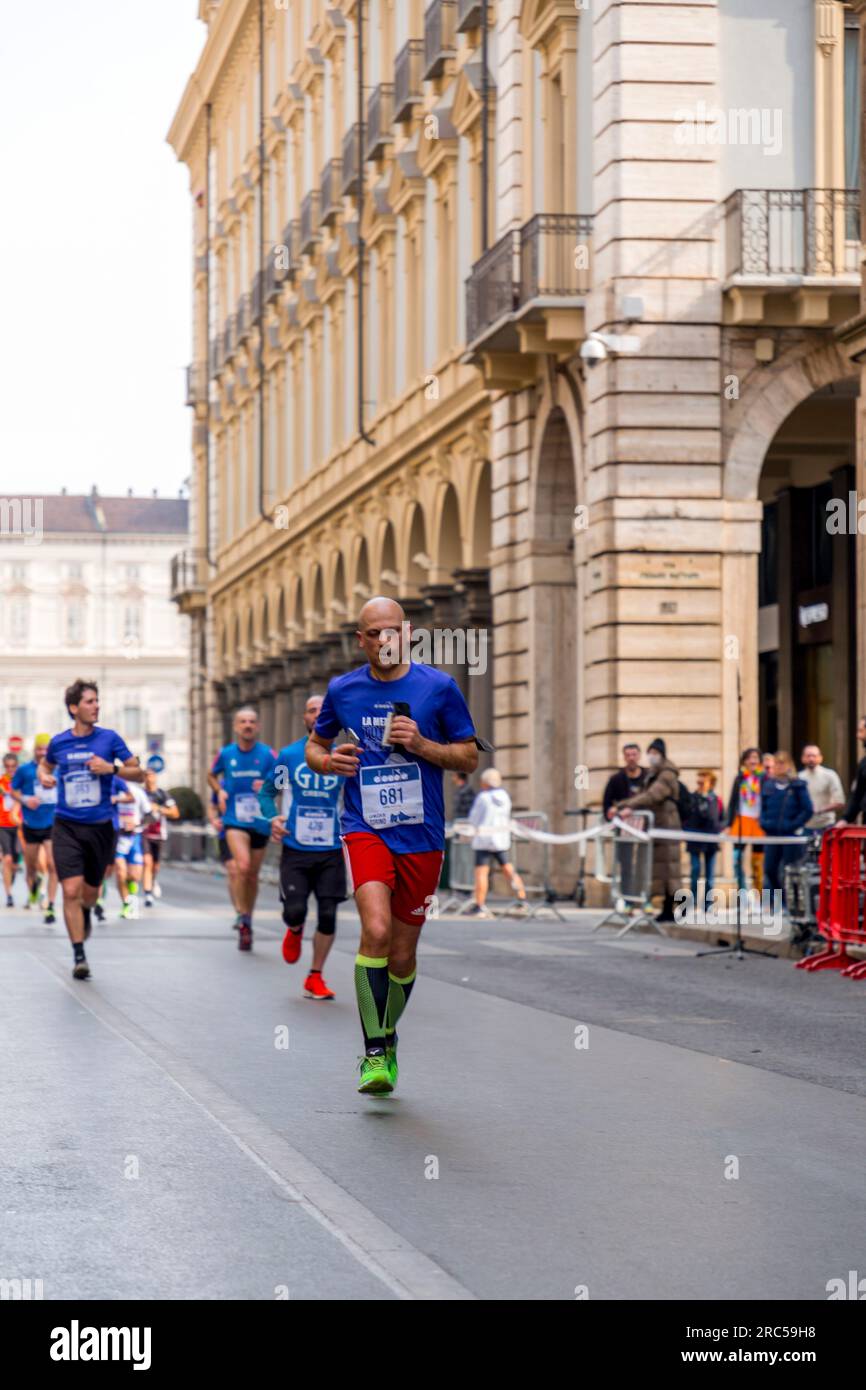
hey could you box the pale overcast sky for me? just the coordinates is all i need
[0,0,206,500]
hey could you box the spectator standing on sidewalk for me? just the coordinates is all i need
[798,745,844,831]
[683,769,723,910]
[603,744,646,820]
[760,751,813,898]
[725,747,766,893]
[616,738,681,924]
[837,717,866,827]
[468,769,529,917]
[452,770,477,820]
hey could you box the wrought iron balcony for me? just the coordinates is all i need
[724,187,860,278]
[457,0,483,30]
[222,314,237,363]
[185,363,207,407]
[366,84,395,161]
[236,292,252,341]
[280,220,301,277]
[466,213,593,344]
[467,231,518,344]
[300,191,321,253]
[424,0,457,81]
[320,157,343,226]
[394,40,425,122]
[341,124,361,196]
[170,549,206,606]
[264,254,286,303]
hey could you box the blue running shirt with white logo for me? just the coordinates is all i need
[314,664,476,854]
[12,760,57,829]
[47,727,134,824]
[259,736,342,851]
[211,742,275,837]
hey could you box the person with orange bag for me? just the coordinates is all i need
[725,747,766,893]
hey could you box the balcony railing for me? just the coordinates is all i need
[185,363,207,407]
[222,314,237,363]
[280,220,301,277]
[341,124,361,195]
[300,191,320,253]
[467,231,518,343]
[466,213,593,343]
[209,336,222,377]
[424,0,457,80]
[320,157,343,226]
[394,40,425,122]
[366,84,394,161]
[724,188,860,278]
[457,0,483,30]
[264,253,287,303]
[170,549,206,603]
[520,213,593,302]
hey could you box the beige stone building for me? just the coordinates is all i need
[170,0,866,875]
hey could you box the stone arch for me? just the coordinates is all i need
[309,565,325,637]
[376,521,399,596]
[432,484,463,577]
[402,503,430,593]
[328,551,347,626]
[724,342,856,500]
[468,460,491,568]
[349,535,371,606]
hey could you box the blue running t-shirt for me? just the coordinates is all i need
[12,759,57,829]
[47,727,134,825]
[211,742,274,837]
[259,736,342,851]
[314,664,476,854]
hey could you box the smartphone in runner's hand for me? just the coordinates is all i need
[382,702,411,750]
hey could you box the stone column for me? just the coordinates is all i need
[453,567,493,758]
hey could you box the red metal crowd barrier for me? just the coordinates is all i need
[797,826,866,978]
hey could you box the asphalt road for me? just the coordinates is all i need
[2,864,865,1301]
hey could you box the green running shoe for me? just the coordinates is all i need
[385,1042,399,1090]
[357,1053,393,1095]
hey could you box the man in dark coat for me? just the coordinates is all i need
[616,737,682,922]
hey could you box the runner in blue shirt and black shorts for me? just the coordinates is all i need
[10,733,58,923]
[42,679,145,979]
[208,706,274,952]
[307,598,480,1095]
[259,694,346,1000]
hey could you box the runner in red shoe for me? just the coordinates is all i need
[306,597,479,1093]
[259,695,346,1000]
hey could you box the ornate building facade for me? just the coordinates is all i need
[171,0,866,874]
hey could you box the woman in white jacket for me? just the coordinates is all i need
[467,768,528,916]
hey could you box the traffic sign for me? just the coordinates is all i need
[8,735,23,754]
[147,755,165,773]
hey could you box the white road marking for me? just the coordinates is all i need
[29,952,475,1301]
[478,939,588,958]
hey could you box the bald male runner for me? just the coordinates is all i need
[306,597,480,1094]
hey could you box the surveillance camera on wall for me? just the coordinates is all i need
[579,335,608,368]
[580,330,642,369]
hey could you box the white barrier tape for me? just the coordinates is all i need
[171,819,809,849]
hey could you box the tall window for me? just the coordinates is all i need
[66,600,85,645]
[10,705,29,735]
[123,606,142,643]
[123,707,142,740]
[10,600,27,644]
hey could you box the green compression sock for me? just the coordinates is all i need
[385,968,416,1044]
[355,954,389,1054]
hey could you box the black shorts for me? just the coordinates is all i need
[143,837,162,863]
[52,817,117,888]
[217,836,232,864]
[474,849,509,868]
[0,826,18,857]
[22,824,53,846]
[224,826,269,851]
[279,845,347,906]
